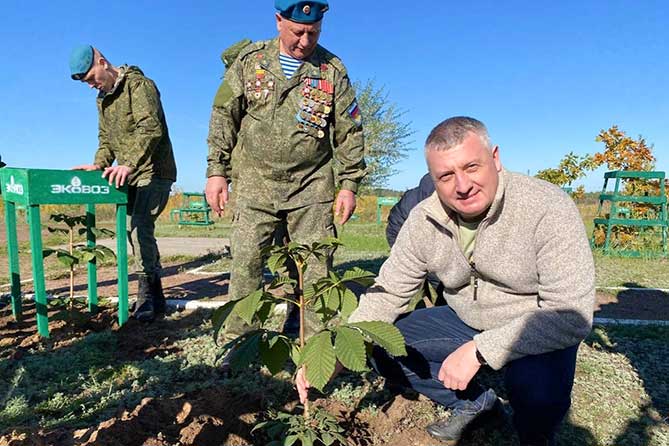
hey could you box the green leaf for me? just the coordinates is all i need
[77,227,88,236]
[267,275,297,291]
[56,251,79,267]
[211,300,237,345]
[95,245,117,261]
[266,421,287,438]
[229,331,261,370]
[319,237,342,248]
[302,331,336,391]
[80,251,96,263]
[42,248,57,258]
[425,281,438,306]
[287,241,301,251]
[47,227,69,234]
[302,429,315,446]
[303,283,317,301]
[348,321,407,357]
[328,270,340,282]
[340,288,358,320]
[334,326,367,372]
[267,253,287,274]
[321,432,334,446]
[284,434,300,446]
[92,227,116,238]
[234,289,264,325]
[325,287,342,312]
[256,301,276,325]
[289,343,302,366]
[259,334,291,375]
[342,267,376,287]
[304,279,329,301]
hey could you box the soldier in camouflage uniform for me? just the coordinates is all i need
[205,0,366,344]
[69,45,177,322]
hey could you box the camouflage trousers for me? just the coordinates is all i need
[224,200,336,342]
[126,178,173,276]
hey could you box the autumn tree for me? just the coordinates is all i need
[591,126,663,250]
[593,125,659,205]
[593,126,655,171]
[535,152,598,199]
[536,152,597,186]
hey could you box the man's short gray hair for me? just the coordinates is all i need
[425,116,491,152]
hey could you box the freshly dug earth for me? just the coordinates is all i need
[0,300,442,445]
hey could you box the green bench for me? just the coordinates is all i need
[591,170,667,256]
[171,192,214,227]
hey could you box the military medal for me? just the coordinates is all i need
[295,76,335,139]
[249,59,273,101]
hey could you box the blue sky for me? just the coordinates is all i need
[1,0,667,192]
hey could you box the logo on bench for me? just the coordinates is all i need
[6,176,24,195]
[51,176,110,195]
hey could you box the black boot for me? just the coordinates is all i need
[151,274,166,315]
[133,275,155,322]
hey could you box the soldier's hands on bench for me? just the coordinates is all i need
[102,165,134,188]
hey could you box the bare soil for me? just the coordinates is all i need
[0,298,441,446]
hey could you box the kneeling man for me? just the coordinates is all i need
[299,116,595,446]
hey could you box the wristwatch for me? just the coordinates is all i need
[475,349,487,366]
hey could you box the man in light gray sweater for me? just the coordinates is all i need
[298,117,595,446]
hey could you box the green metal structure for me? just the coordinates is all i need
[170,192,214,227]
[376,196,399,225]
[591,170,667,256]
[0,167,129,337]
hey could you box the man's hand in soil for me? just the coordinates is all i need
[296,362,345,404]
[205,176,229,216]
[437,340,481,391]
[102,165,134,188]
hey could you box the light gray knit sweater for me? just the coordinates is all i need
[348,169,595,370]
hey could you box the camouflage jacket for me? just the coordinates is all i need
[206,38,366,208]
[94,65,177,187]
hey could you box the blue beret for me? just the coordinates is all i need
[69,44,94,80]
[275,0,328,23]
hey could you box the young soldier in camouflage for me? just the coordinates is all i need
[69,45,177,323]
[205,0,366,348]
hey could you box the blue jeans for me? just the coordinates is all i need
[372,306,579,443]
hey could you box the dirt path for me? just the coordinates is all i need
[2,236,667,322]
[95,237,230,258]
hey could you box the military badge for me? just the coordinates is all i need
[348,101,362,127]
